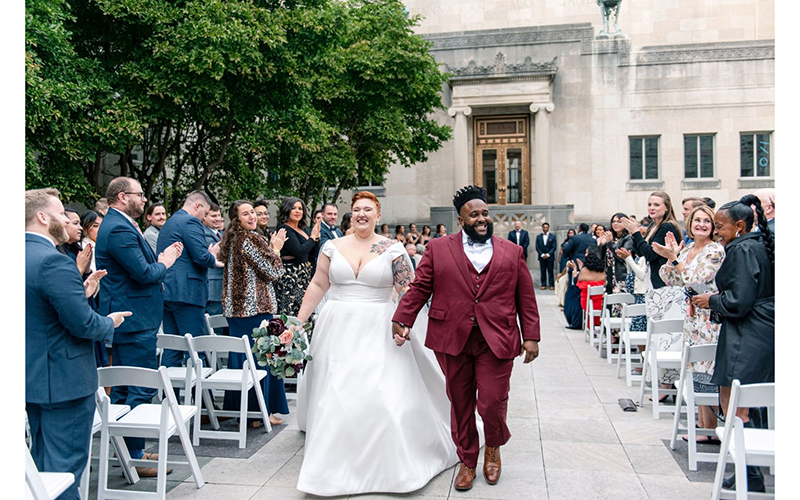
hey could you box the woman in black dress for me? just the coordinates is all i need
[691,194,774,492]
[275,197,321,317]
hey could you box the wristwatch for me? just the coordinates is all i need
[670,259,679,267]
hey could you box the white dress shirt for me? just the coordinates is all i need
[461,230,493,273]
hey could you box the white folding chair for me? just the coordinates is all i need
[79,396,133,500]
[638,318,684,419]
[599,293,634,362]
[204,313,228,370]
[711,380,775,500]
[25,443,74,500]
[669,343,720,471]
[95,366,204,500]
[615,303,648,386]
[190,335,272,449]
[157,333,214,405]
[584,285,604,347]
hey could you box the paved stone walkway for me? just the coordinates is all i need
[161,291,714,499]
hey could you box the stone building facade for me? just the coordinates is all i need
[340,0,774,255]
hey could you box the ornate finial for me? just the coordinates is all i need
[597,0,624,36]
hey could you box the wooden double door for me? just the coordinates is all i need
[474,115,531,205]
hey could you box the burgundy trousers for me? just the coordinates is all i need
[435,326,515,468]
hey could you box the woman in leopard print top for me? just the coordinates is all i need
[219,200,290,426]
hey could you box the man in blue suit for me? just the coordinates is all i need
[96,177,183,475]
[319,203,343,247]
[506,220,530,259]
[201,202,225,317]
[157,191,221,367]
[562,222,595,263]
[535,222,557,290]
[26,188,131,499]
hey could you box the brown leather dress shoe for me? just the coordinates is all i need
[540,286,546,290]
[483,446,501,485]
[454,463,476,491]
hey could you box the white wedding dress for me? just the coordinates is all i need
[296,240,458,496]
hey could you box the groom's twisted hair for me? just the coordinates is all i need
[453,185,487,214]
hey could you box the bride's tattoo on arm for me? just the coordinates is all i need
[370,240,395,255]
[392,256,413,287]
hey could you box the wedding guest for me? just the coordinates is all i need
[340,212,353,235]
[562,223,594,263]
[657,205,725,441]
[691,195,774,492]
[576,246,605,327]
[143,202,167,254]
[681,197,706,245]
[56,208,84,265]
[253,200,272,242]
[535,222,556,289]
[593,224,606,240]
[219,200,288,426]
[418,225,432,248]
[753,188,775,236]
[394,224,406,244]
[80,209,103,273]
[434,223,447,238]
[319,203,343,247]
[405,243,421,269]
[276,197,320,317]
[703,197,716,209]
[406,223,421,246]
[202,203,225,317]
[379,223,390,238]
[94,197,108,216]
[622,192,685,399]
[559,228,576,272]
[597,213,634,298]
[508,220,530,260]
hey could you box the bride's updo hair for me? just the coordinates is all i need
[351,191,381,212]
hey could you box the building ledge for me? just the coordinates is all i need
[681,179,721,191]
[626,180,664,192]
[737,178,774,189]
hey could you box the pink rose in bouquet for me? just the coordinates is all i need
[279,330,293,345]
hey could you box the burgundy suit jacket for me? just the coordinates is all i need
[392,231,541,359]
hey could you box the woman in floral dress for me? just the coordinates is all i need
[656,205,724,440]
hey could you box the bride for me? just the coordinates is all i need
[293,191,458,496]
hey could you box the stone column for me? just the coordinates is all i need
[530,103,554,205]
[448,106,472,190]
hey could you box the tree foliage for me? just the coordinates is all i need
[25,0,450,215]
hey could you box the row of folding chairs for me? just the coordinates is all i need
[579,288,775,497]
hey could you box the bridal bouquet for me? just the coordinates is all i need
[251,315,312,379]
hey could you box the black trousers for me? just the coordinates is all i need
[539,258,554,287]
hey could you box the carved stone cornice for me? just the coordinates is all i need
[424,24,595,52]
[620,40,774,67]
[445,53,558,86]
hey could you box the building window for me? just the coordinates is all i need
[740,132,772,178]
[684,134,715,179]
[629,137,659,180]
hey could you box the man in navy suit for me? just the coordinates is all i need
[535,222,558,290]
[96,177,182,475]
[26,188,130,499]
[318,203,343,247]
[157,191,221,367]
[201,202,225,317]
[506,220,530,260]
[562,223,595,263]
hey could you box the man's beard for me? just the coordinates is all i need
[47,214,69,245]
[124,200,144,219]
[463,221,493,244]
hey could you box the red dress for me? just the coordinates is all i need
[577,280,604,326]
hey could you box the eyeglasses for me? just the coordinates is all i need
[124,192,146,199]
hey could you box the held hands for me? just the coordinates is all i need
[108,311,133,328]
[391,321,410,347]
[520,340,539,364]
[270,228,287,253]
[83,269,108,298]
[76,243,93,275]
[158,242,183,269]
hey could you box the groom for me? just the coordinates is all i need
[392,186,540,491]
